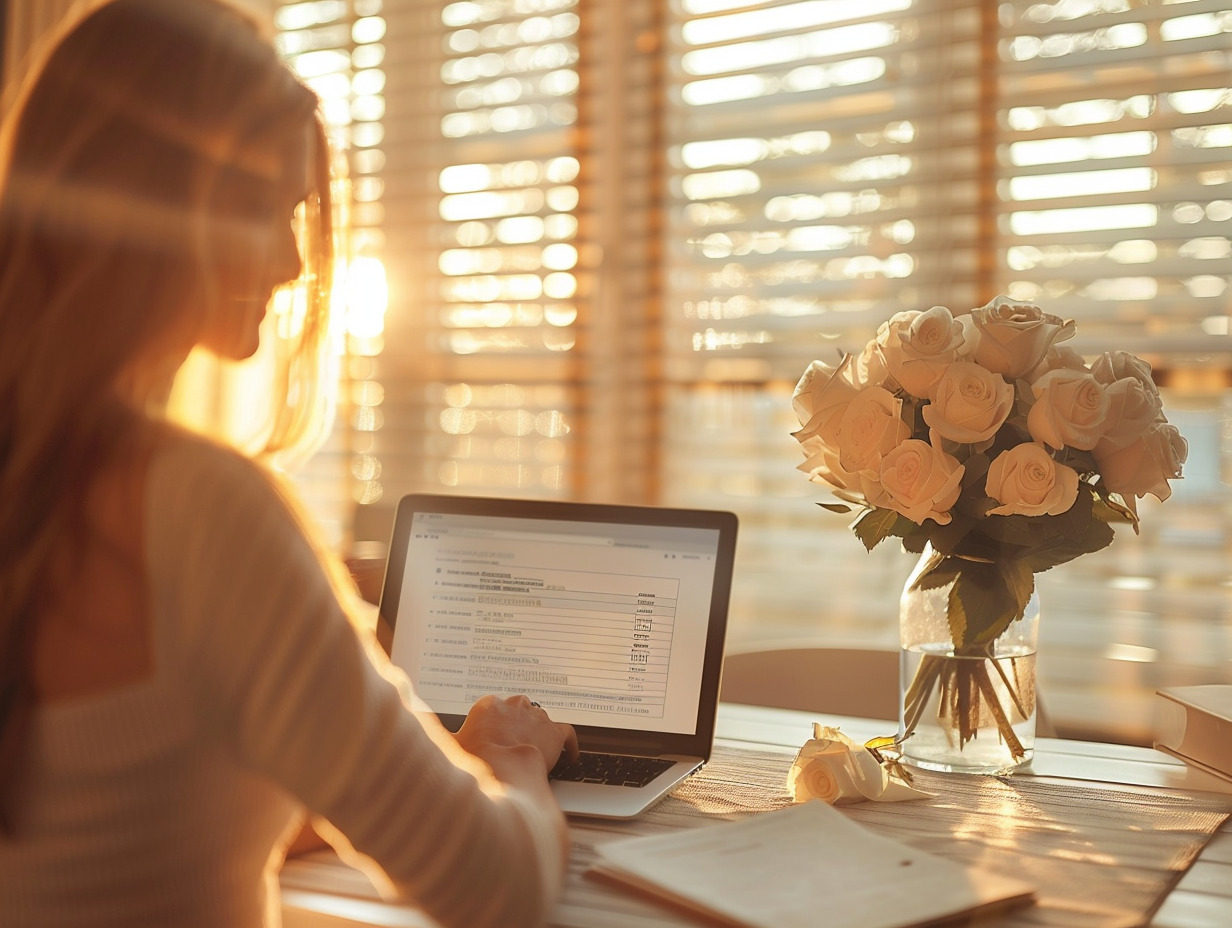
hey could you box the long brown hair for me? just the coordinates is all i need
[0,0,336,833]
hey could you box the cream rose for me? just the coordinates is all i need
[1090,350,1157,392]
[1029,344,1089,382]
[922,360,1014,443]
[786,725,930,804]
[852,337,891,388]
[835,386,911,475]
[788,749,845,804]
[969,295,1076,380]
[869,311,917,386]
[1027,368,1109,451]
[878,305,968,398]
[791,355,861,451]
[1098,377,1164,451]
[985,442,1079,517]
[864,438,965,525]
[1095,422,1188,503]
[795,434,862,494]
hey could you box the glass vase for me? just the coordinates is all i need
[898,546,1040,774]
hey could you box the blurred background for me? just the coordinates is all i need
[7,0,1230,744]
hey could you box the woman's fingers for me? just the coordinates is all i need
[557,721,579,763]
[459,694,578,774]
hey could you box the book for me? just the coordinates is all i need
[588,800,1035,928]
[1155,685,1232,783]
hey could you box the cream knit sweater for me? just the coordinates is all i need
[0,432,564,927]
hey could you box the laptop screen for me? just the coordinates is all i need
[378,495,737,743]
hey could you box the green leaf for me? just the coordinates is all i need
[1091,491,1138,526]
[921,513,978,555]
[976,513,1037,548]
[818,502,853,514]
[959,452,991,491]
[912,558,962,593]
[831,488,868,506]
[1018,489,1115,572]
[1048,484,1095,533]
[1000,558,1035,616]
[1056,447,1098,476]
[851,507,905,552]
[900,530,930,555]
[948,560,1024,649]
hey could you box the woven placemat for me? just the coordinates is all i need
[633,742,1232,928]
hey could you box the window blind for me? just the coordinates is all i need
[273,0,1231,587]
[996,0,1232,363]
[317,0,667,542]
[659,0,1230,631]
[660,0,991,631]
[275,0,390,548]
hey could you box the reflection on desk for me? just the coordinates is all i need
[281,704,1232,928]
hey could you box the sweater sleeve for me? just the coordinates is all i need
[149,436,566,927]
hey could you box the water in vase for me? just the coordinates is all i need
[899,643,1038,774]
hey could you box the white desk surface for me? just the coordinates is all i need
[281,703,1232,928]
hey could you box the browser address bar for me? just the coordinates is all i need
[451,528,616,546]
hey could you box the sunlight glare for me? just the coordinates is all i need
[1161,13,1226,42]
[682,23,895,76]
[682,169,761,201]
[1010,204,1157,235]
[682,138,767,169]
[345,256,388,339]
[1009,167,1154,201]
[681,0,909,46]
[440,163,493,194]
[497,216,545,244]
[1009,131,1154,166]
[1168,88,1231,115]
[440,189,544,221]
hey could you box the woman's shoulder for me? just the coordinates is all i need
[142,424,328,606]
[152,424,275,491]
[146,424,293,531]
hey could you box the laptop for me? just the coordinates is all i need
[375,493,738,819]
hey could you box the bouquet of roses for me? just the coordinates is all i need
[791,296,1188,756]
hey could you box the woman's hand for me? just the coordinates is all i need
[455,694,578,776]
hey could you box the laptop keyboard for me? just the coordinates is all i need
[549,752,675,787]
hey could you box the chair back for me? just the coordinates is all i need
[721,644,902,721]
[720,642,1056,737]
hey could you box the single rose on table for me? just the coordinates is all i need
[786,724,931,805]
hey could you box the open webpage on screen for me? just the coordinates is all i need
[389,510,719,734]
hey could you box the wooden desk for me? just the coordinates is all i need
[281,704,1232,928]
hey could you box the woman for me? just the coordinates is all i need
[0,2,576,926]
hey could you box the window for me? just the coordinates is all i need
[276,0,1231,740]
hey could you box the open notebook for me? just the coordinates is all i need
[376,493,738,819]
[591,801,1036,928]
